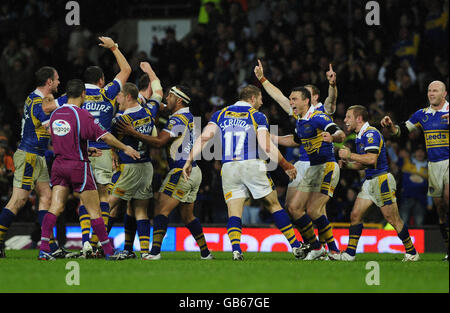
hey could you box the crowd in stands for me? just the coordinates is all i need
[0,0,448,227]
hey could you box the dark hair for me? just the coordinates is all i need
[66,79,85,98]
[291,86,311,104]
[239,85,261,101]
[138,73,150,91]
[122,82,139,100]
[84,66,104,84]
[174,85,192,106]
[304,84,320,97]
[35,66,56,87]
[348,105,369,122]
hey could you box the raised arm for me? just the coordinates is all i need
[254,59,291,115]
[98,36,131,86]
[140,61,163,103]
[323,64,337,115]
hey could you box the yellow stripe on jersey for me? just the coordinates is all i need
[301,131,323,154]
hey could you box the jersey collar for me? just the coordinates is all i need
[301,105,315,120]
[171,107,190,116]
[138,93,146,103]
[34,89,45,98]
[85,83,100,90]
[233,100,253,107]
[123,105,142,115]
[313,102,323,110]
[357,122,370,139]
[426,101,449,114]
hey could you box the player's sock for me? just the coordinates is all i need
[150,214,168,255]
[78,205,91,245]
[136,219,150,253]
[439,222,449,252]
[313,215,339,252]
[100,202,110,232]
[90,234,99,248]
[90,217,114,256]
[227,216,242,253]
[397,224,417,255]
[124,214,137,252]
[0,208,15,246]
[272,210,301,248]
[345,223,363,256]
[293,214,321,249]
[318,232,327,249]
[186,217,210,258]
[40,212,57,253]
[38,210,58,252]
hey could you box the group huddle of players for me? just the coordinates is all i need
[0,36,448,261]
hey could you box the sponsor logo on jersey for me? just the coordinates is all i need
[52,119,71,136]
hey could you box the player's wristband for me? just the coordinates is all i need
[279,158,293,171]
[110,43,118,51]
[259,76,267,84]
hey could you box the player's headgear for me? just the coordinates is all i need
[169,85,191,104]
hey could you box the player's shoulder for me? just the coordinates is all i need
[311,111,332,121]
[363,126,382,139]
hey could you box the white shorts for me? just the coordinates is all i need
[357,173,397,207]
[89,149,113,185]
[221,159,274,202]
[159,166,202,203]
[109,162,153,201]
[287,160,310,189]
[299,161,339,197]
[428,159,449,198]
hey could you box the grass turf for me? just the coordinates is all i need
[0,250,447,293]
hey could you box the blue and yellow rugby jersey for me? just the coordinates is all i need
[162,107,197,169]
[293,106,337,166]
[57,79,122,149]
[293,103,328,162]
[111,105,154,164]
[18,89,51,156]
[406,102,449,162]
[355,122,389,179]
[209,101,269,163]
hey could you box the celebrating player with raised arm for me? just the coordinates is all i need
[255,60,343,258]
[116,85,214,260]
[330,105,419,261]
[38,79,140,260]
[0,66,65,258]
[55,36,131,257]
[182,85,308,261]
[381,80,449,260]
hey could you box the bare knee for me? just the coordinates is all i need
[350,210,363,224]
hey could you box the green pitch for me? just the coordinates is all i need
[0,250,447,293]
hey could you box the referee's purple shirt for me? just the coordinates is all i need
[49,104,108,192]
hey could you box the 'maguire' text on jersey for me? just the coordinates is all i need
[406,102,449,162]
[57,79,122,149]
[209,101,269,163]
[19,89,51,156]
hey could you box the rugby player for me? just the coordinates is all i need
[0,66,65,258]
[254,59,340,254]
[182,85,307,261]
[116,85,214,260]
[105,83,156,260]
[38,79,140,260]
[268,86,345,260]
[330,105,419,261]
[381,80,449,260]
